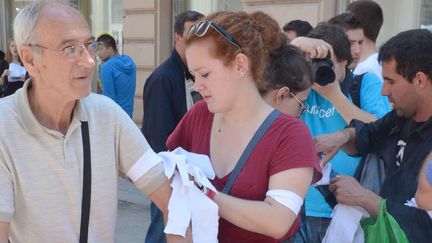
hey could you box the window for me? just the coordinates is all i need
[421,0,432,30]
[174,0,241,18]
[92,0,123,53]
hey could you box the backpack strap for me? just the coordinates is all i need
[350,73,365,109]
[222,109,281,194]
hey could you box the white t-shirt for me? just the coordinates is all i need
[353,52,383,82]
[7,63,26,82]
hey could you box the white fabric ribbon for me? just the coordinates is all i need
[266,189,303,215]
[159,147,219,243]
[322,204,369,243]
[313,163,332,186]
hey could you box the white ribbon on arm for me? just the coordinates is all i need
[158,147,219,243]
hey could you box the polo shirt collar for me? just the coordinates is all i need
[15,79,88,135]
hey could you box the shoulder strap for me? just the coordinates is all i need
[222,109,281,194]
[350,73,365,109]
[80,121,92,243]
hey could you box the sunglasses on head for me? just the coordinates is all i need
[188,20,242,51]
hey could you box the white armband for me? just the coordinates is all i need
[126,149,162,182]
[266,189,303,216]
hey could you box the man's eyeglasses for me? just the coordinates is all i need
[29,41,97,61]
[290,91,307,117]
[188,20,242,51]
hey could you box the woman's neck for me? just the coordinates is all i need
[220,89,273,126]
[11,56,21,64]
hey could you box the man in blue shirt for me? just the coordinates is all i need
[296,23,390,243]
[97,34,136,117]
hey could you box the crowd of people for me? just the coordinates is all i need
[0,0,431,243]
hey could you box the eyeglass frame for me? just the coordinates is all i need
[289,91,307,117]
[188,20,242,51]
[28,41,97,61]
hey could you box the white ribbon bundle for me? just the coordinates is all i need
[160,147,219,243]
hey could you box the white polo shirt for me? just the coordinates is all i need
[0,80,167,242]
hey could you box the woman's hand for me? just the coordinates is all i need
[1,69,9,78]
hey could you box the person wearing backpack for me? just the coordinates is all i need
[295,23,390,243]
[316,29,432,243]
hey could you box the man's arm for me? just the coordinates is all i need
[313,81,377,124]
[314,127,358,166]
[0,222,9,243]
[331,176,432,242]
[290,36,332,59]
[330,175,381,217]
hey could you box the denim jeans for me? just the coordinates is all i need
[144,202,166,243]
[305,216,331,243]
[290,206,331,243]
[282,205,310,243]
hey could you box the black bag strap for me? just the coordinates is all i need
[79,121,92,243]
[350,73,365,109]
[222,109,281,194]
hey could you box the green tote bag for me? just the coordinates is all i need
[361,199,409,243]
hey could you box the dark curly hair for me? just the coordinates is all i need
[378,29,432,82]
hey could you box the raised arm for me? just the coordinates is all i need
[312,79,377,124]
[290,36,332,60]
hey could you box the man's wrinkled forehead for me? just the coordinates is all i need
[34,3,91,42]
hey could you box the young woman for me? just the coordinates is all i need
[261,42,313,117]
[0,39,27,96]
[166,11,321,242]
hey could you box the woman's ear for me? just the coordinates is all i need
[275,86,290,104]
[234,53,249,77]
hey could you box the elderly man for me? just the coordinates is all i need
[0,2,183,243]
[316,29,432,243]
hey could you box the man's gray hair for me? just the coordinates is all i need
[13,1,75,55]
[13,2,47,53]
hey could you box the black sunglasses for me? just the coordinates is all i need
[188,20,242,51]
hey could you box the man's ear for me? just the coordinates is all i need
[275,86,290,104]
[174,32,182,45]
[234,53,249,78]
[414,71,430,89]
[20,46,39,77]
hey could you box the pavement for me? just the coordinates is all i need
[116,177,151,243]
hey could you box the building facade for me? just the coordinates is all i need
[1,0,431,125]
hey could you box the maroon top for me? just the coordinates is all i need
[167,101,322,243]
